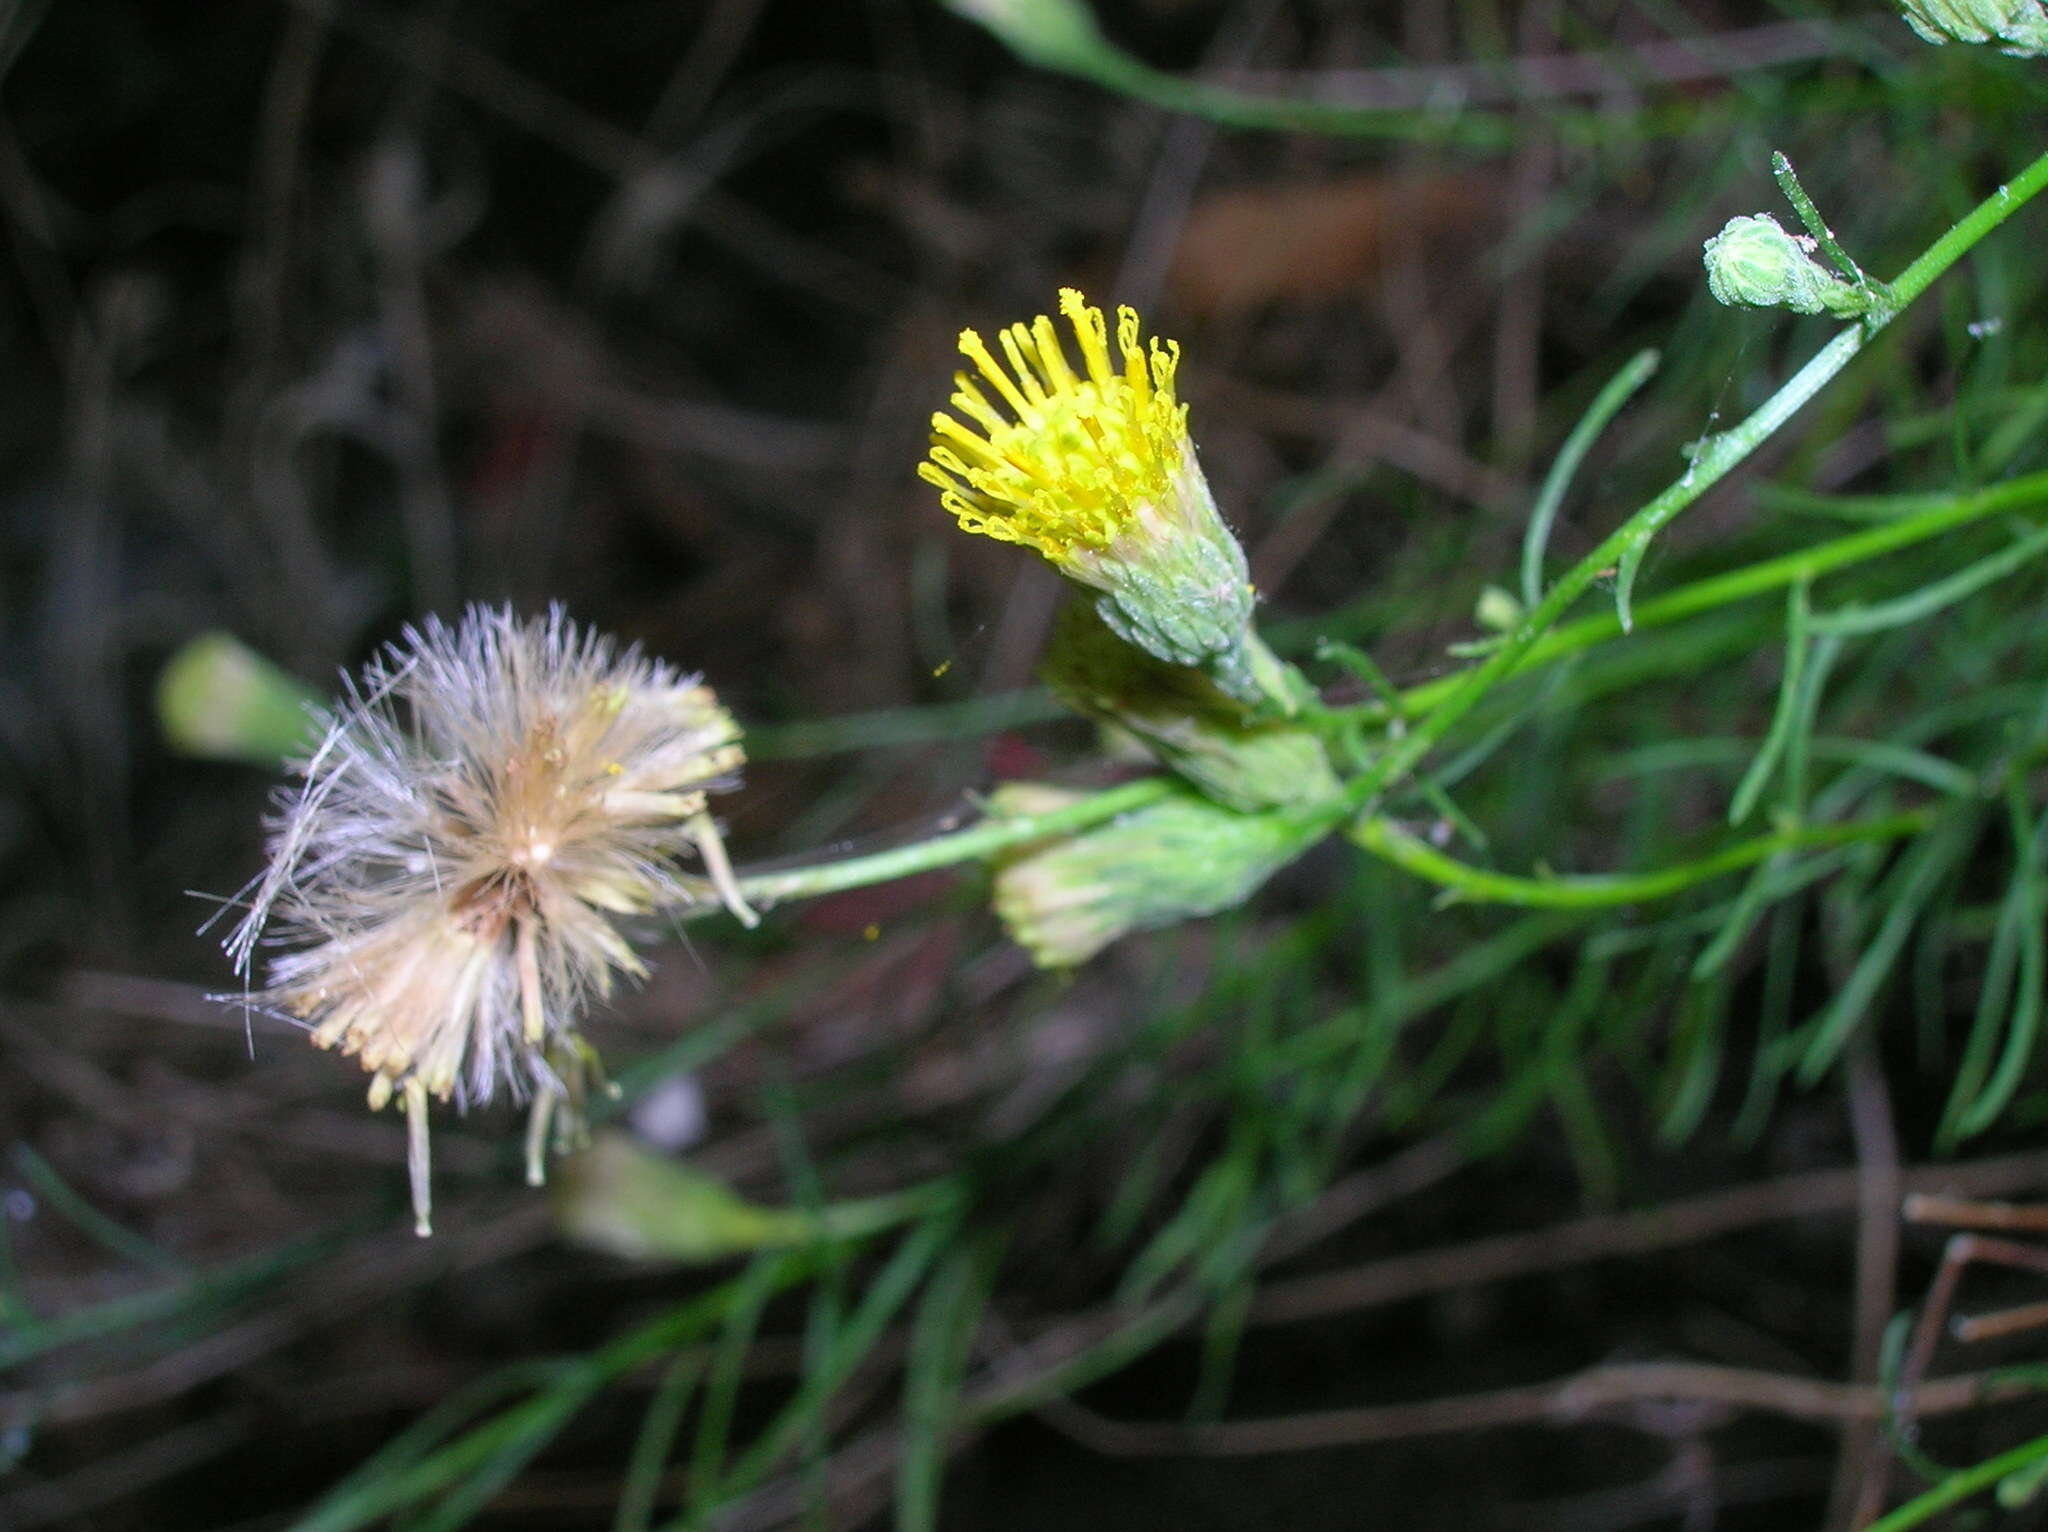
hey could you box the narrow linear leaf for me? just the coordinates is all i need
[297,1375,591,1532]
[1811,521,2048,637]
[897,1240,999,1532]
[1952,788,2048,1138]
[1188,1275,1258,1423]
[1813,737,1977,798]
[686,1252,795,1505]
[1733,904,1804,1143]
[1729,581,1812,826]
[10,1143,185,1274]
[1523,348,1661,608]
[409,1386,595,1532]
[615,1360,703,1532]
[1941,875,2025,1144]
[1863,1430,2048,1532]
[1692,853,1789,979]
[1780,633,1842,819]
[705,1211,959,1516]
[291,1364,565,1532]
[1797,816,1974,1084]
[1614,531,1650,635]
[1658,979,1728,1146]
[298,1284,769,1532]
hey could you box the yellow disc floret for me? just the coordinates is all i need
[919,288,1191,564]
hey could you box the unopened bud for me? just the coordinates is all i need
[988,781,1332,968]
[553,1132,930,1262]
[158,632,324,765]
[941,0,1109,69]
[1898,0,2048,54]
[1041,601,1337,812]
[1702,214,1870,318]
[553,1132,804,1262]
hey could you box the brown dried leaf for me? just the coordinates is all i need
[1167,173,1494,319]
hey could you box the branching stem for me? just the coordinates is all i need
[695,146,2048,919]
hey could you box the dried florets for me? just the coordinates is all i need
[226,605,752,1234]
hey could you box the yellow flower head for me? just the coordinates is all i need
[920,290,1294,706]
[920,288,1190,565]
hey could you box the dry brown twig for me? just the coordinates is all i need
[698,1145,2048,1528]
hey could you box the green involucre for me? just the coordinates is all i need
[1702,214,1871,318]
[988,781,1334,967]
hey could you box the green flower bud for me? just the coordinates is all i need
[988,781,1332,968]
[1474,585,1523,633]
[552,1132,917,1262]
[1702,214,1870,318]
[1041,600,1338,813]
[1898,0,2048,55]
[157,631,325,765]
[941,0,1109,70]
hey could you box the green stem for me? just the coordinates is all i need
[723,776,1176,907]
[711,456,2045,915]
[748,466,2048,773]
[1885,149,2048,315]
[1351,810,1936,910]
[1335,144,2048,804]
[958,1,1869,153]
[692,149,2048,919]
[1349,325,1855,804]
[1370,468,2048,724]
[1864,1429,2048,1532]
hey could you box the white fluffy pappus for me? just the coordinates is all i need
[226,604,755,1234]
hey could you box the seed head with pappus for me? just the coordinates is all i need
[225,605,754,1235]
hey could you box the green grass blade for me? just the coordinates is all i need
[1796,814,1976,1084]
[1811,521,2048,637]
[614,1358,703,1532]
[9,1143,185,1274]
[1728,580,1811,826]
[686,1251,799,1505]
[687,1209,959,1523]
[1523,348,1660,608]
[895,1236,999,1532]
[0,1226,344,1370]
[1865,1430,2048,1532]
[1950,784,2048,1138]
